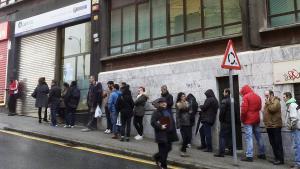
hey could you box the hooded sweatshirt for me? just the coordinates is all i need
[200,89,219,125]
[285,98,300,130]
[240,85,262,125]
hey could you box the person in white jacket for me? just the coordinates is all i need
[283,92,300,169]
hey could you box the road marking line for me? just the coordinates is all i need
[0,130,182,169]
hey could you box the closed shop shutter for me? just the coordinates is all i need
[0,41,8,105]
[17,29,57,115]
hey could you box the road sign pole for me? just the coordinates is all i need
[229,69,238,166]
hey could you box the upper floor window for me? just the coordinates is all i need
[268,0,300,27]
[110,0,242,56]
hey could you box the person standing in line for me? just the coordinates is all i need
[7,79,19,116]
[283,92,300,169]
[186,93,198,147]
[151,97,178,169]
[117,85,134,142]
[64,81,80,128]
[82,76,103,132]
[59,82,69,123]
[198,89,219,152]
[161,85,173,112]
[240,85,265,162]
[103,81,114,134]
[48,80,61,127]
[133,86,148,140]
[32,77,49,123]
[214,88,232,157]
[176,92,193,157]
[263,90,284,165]
[108,84,122,139]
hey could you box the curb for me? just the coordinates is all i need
[2,127,217,169]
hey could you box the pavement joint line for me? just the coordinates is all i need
[0,129,182,169]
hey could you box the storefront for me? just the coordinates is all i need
[0,22,9,106]
[14,0,91,114]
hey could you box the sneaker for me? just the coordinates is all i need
[187,144,191,148]
[64,125,71,128]
[241,156,253,162]
[135,135,143,140]
[104,129,108,133]
[70,126,74,128]
[273,160,284,165]
[106,129,111,134]
[180,152,189,157]
[81,128,92,132]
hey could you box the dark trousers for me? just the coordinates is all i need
[133,115,144,136]
[267,128,284,162]
[200,122,212,150]
[154,142,172,168]
[38,107,47,120]
[121,116,132,137]
[105,106,112,130]
[180,126,192,152]
[218,123,232,154]
[65,107,76,126]
[87,108,97,130]
[50,103,60,126]
[8,94,17,114]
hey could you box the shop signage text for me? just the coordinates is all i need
[0,22,9,41]
[15,0,91,36]
[273,60,300,84]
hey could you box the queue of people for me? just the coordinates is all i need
[7,76,300,169]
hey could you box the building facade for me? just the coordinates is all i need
[0,0,300,160]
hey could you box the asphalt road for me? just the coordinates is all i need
[0,131,157,169]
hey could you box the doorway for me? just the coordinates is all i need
[217,75,243,150]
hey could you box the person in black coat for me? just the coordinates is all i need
[161,85,173,111]
[151,97,178,169]
[32,77,49,123]
[48,80,62,127]
[64,81,80,128]
[117,85,134,141]
[215,88,233,157]
[198,89,219,152]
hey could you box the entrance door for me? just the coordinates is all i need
[217,75,243,150]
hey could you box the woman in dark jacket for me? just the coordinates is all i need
[151,97,178,169]
[48,80,62,127]
[133,87,148,140]
[64,81,80,128]
[116,85,134,141]
[32,77,49,123]
[176,92,193,157]
[59,82,69,122]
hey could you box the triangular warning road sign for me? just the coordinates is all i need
[221,40,241,70]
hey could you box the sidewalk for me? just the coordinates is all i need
[0,113,290,169]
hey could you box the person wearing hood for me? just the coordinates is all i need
[263,90,284,165]
[108,84,122,139]
[161,85,173,111]
[283,92,300,169]
[32,77,49,123]
[240,85,265,162]
[198,89,219,152]
[133,86,148,140]
[64,81,80,128]
[48,80,61,127]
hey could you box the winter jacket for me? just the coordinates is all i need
[48,85,62,106]
[151,108,178,143]
[240,85,262,125]
[9,80,18,96]
[285,98,300,130]
[87,82,103,109]
[176,101,192,128]
[219,95,231,125]
[116,88,134,118]
[186,94,198,126]
[161,92,174,110]
[108,89,122,114]
[32,83,49,108]
[133,94,148,117]
[64,85,80,109]
[263,96,282,128]
[60,88,68,108]
[200,89,219,125]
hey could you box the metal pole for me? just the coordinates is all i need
[229,69,238,165]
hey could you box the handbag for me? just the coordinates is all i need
[94,105,103,118]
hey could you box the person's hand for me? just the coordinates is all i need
[161,124,167,130]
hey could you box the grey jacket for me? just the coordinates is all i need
[32,83,49,108]
[133,94,148,116]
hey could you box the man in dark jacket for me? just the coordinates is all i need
[48,80,61,127]
[215,88,232,157]
[64,81,80,128]
[151,97,178,169]
[161,85,173,111]
[198,89,219,152]
[82,75,103,132]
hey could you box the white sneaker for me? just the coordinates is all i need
[107,129,111,134]
[104,129,108,133]
[64,125,70,128]
[135,135,143,140]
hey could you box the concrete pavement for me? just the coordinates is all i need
[0,113,291,169]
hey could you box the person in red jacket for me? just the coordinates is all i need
[240,85,265,162]
[7,79,19,116]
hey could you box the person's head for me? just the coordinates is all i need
[176,92,186,103]
[63,82,69,89]
[51,80,57,86]
[138,86,145,95]
[107,81,114,90]
[161,85,168,95]
[158,97,167,109]
[264,90,274,100]
[113,84,120,90]
[120,86,125,93]
[121,82,127,88]
[223,88,230,97]
[38,77,44,85]
[89,75,96,85]
[70,81,77,87]
[283,92,293,102]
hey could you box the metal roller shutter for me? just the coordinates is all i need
[17,29,57,115]
[0,41,8,106]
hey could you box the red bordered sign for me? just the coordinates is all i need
[221,40,241,70]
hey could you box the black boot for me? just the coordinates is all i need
[39,119,42,123]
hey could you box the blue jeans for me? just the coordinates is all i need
[244,124,265,157]
[200,122,212,150]
[110,112,119,134]
[292,130,300,167]
[50,103,59,126]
